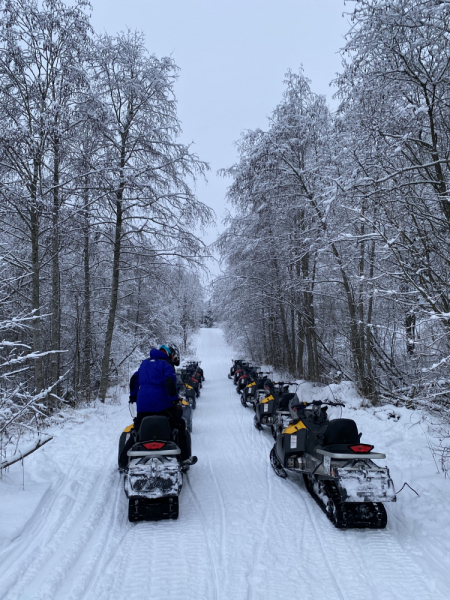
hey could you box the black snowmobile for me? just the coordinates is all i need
[233,362,250,385]
[253,381,293,431]
[118,416,197,522]
[237,366,259,396]
[270,398,396,529]
[185,360,205,382]
[228,358,247,380]
[179,368,201,397]
[179,398,193,433]
[241,371,272,409]
[177,371,196,409]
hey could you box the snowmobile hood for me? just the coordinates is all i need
[283,421,306,434]
[261,395,274,404]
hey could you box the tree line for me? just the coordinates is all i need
[0,0,212,452]
[214,0,450,411]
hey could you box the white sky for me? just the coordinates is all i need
[89,0,351,272]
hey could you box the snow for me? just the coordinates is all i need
[1,328,450,599]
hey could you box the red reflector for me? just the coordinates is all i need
[143,442,165,450]
[348,444,374,453]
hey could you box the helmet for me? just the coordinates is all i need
[159,343,180,366]
[169,344,180,366]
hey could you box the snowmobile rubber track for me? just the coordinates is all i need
[303,474,387,529]
[253,416,263,430]
[270,446,287,478]
[128,495,179,522]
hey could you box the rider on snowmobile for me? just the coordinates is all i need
[128,343,191,461]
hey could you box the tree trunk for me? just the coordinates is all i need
[51,137,61,397]
[99,198,122,402]
[296,311,305,378]
[99,128,128,402]
[30,160,44,392]
[83,181,92,401]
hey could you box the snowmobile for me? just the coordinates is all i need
[228,358,247,379]
[186,360,205,382]
[241,371,272,408]
[118,415,197,522]
[237,366,259,395]
[185,364,202,389]
[177,371,196,409]
[253,381,294,430]
[233,362,250,385]
[270,398,396,529]
[180,369,201,397]
[180,398,193,433]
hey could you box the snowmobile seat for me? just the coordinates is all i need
[139,416,173,443]
[322,419,360,447]
[278,393,295,410]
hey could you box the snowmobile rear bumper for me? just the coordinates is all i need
[128,495,179,521]
[317,448,386,459]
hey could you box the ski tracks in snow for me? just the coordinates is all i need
[0,422,127,600]
[0,327,448,600]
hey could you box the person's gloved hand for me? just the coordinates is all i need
[129,396,136,404]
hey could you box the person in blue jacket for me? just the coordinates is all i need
[129,343,191,461]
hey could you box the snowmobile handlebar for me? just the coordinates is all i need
[300,400,345,408]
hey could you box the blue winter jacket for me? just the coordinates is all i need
[131,348,178,412]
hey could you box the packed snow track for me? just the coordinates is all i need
[0,328,447,600]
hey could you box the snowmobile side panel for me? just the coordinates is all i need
[276,428,308,467]
[255,396,277,425]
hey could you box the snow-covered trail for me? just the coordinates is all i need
[0,328,447,600]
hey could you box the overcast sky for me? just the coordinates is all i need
[89,0,351,271]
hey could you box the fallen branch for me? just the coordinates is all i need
[0,435,53,470]
[394,482,420,497]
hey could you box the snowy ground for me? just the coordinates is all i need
[1,327,449,600]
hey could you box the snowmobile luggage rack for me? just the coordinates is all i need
[125,415,183,521]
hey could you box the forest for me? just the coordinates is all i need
[2,0,450,457]
[0,0,212,452]
[214,0,450,414]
